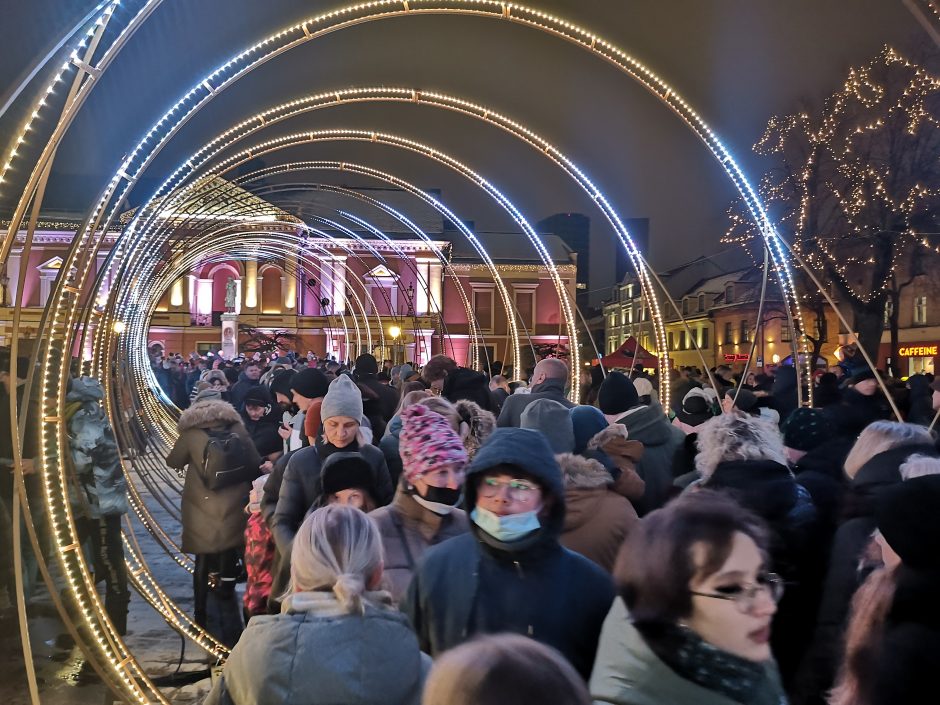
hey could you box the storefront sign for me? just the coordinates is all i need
[723,353,750,362]
[898,345,938,357]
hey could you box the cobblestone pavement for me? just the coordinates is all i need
[1,458,224,703]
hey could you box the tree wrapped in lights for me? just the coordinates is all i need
[725,46,940,371]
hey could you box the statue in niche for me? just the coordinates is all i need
[225,277,236,312]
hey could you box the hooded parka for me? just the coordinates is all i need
[165,399,262,554]
[404,427,614,679]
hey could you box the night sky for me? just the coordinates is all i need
[0,1,929,283]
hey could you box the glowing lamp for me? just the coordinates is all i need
[389,325,401,339]
[112,320,126,334]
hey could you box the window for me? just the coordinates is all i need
[515,289,535,329]
[724,321,733,345]
[679,331,687,350]
[884,299,894,329]
[698,294,706,312]
[914,296,927,325]
[472,287,495,332]
[780,321,792,343]
[609,337,617,354]
[700,327,709,350]
[668,332,675,351]
[740,320,750,344]
[627,284,634,299]
[626,307,633,324]
[682,298,689,316]
[642,306,649,322]
[621,309,629,326]
[725,285,734,304]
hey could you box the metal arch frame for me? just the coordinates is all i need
[172,85,668,397]
[0,3,824,701]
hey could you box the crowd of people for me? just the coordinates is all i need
[154,344,940,705]
[7,340,939,703]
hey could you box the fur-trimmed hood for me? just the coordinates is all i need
[587,424,644,463]
[177,399,241,431]
[557,453,613,489]
[454,399,496,459]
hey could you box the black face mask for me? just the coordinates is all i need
[418,485,462,507]
[278,401,298,415]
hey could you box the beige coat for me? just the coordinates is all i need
[370,487,469,604]
[559,453,638,573]
[166,399,262,554]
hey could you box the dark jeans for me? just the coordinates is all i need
[194,550,243,648]
[75,514,129,635]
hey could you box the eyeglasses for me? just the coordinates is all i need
[478,477,539,502]
[690,572,784,613]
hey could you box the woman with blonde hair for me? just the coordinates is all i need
[422,634,590,705]
[803,420,937,700]
[205,505,428,705]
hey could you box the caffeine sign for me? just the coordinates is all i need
[898,345,939,357]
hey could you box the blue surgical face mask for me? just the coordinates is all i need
[471,505,541,542]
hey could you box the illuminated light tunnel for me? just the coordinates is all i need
[0,2,824,702]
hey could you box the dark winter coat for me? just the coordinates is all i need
[165,399,262,555]
[228,374,262,411]
[379,415,405,487]
[613,403,686,515]
[704,458,825,688]
[823,388,892,438]
[496,378,575,427]
[240,412,282,459]
[869,567,940,705]
[271,443,392,560]
[798,442,937,703]
[906,374,934,426]
[558,453,638,573]
[369,486,469,605]
[404,428,615,679]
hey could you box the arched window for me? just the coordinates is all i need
[260,265,283,313]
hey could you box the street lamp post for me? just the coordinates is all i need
[389,325,402,364]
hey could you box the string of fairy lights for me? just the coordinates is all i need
[1,2,819,702]
[726,46,940,312]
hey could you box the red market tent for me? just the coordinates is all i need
[595,337,659,370]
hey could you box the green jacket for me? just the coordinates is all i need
[590,598,787,705]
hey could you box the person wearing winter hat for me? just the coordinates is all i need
[355,353,400,438]
[830,474,940,705]
[632,377,654,406]
[290,367,329,447]
[404,427,614,679]
[520,399,575,454]
[672,387,714,433]
[443,367,495,412]
[320,452,383,512]
[270,374,392,608]
[370,405,471,604]
[599,370,684,515]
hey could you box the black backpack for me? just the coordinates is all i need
[201,427,255,491]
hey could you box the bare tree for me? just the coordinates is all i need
[725,46,940,372]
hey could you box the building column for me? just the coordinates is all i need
[429,261,443,313]
[243,258,258,311]
[284,252,297,311]
[333,256,347,314]
[415,258,431,314]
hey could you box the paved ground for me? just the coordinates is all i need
[0,460,227,704]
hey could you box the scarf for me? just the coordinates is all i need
[318,438,359,462]
[636,621,771,704]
